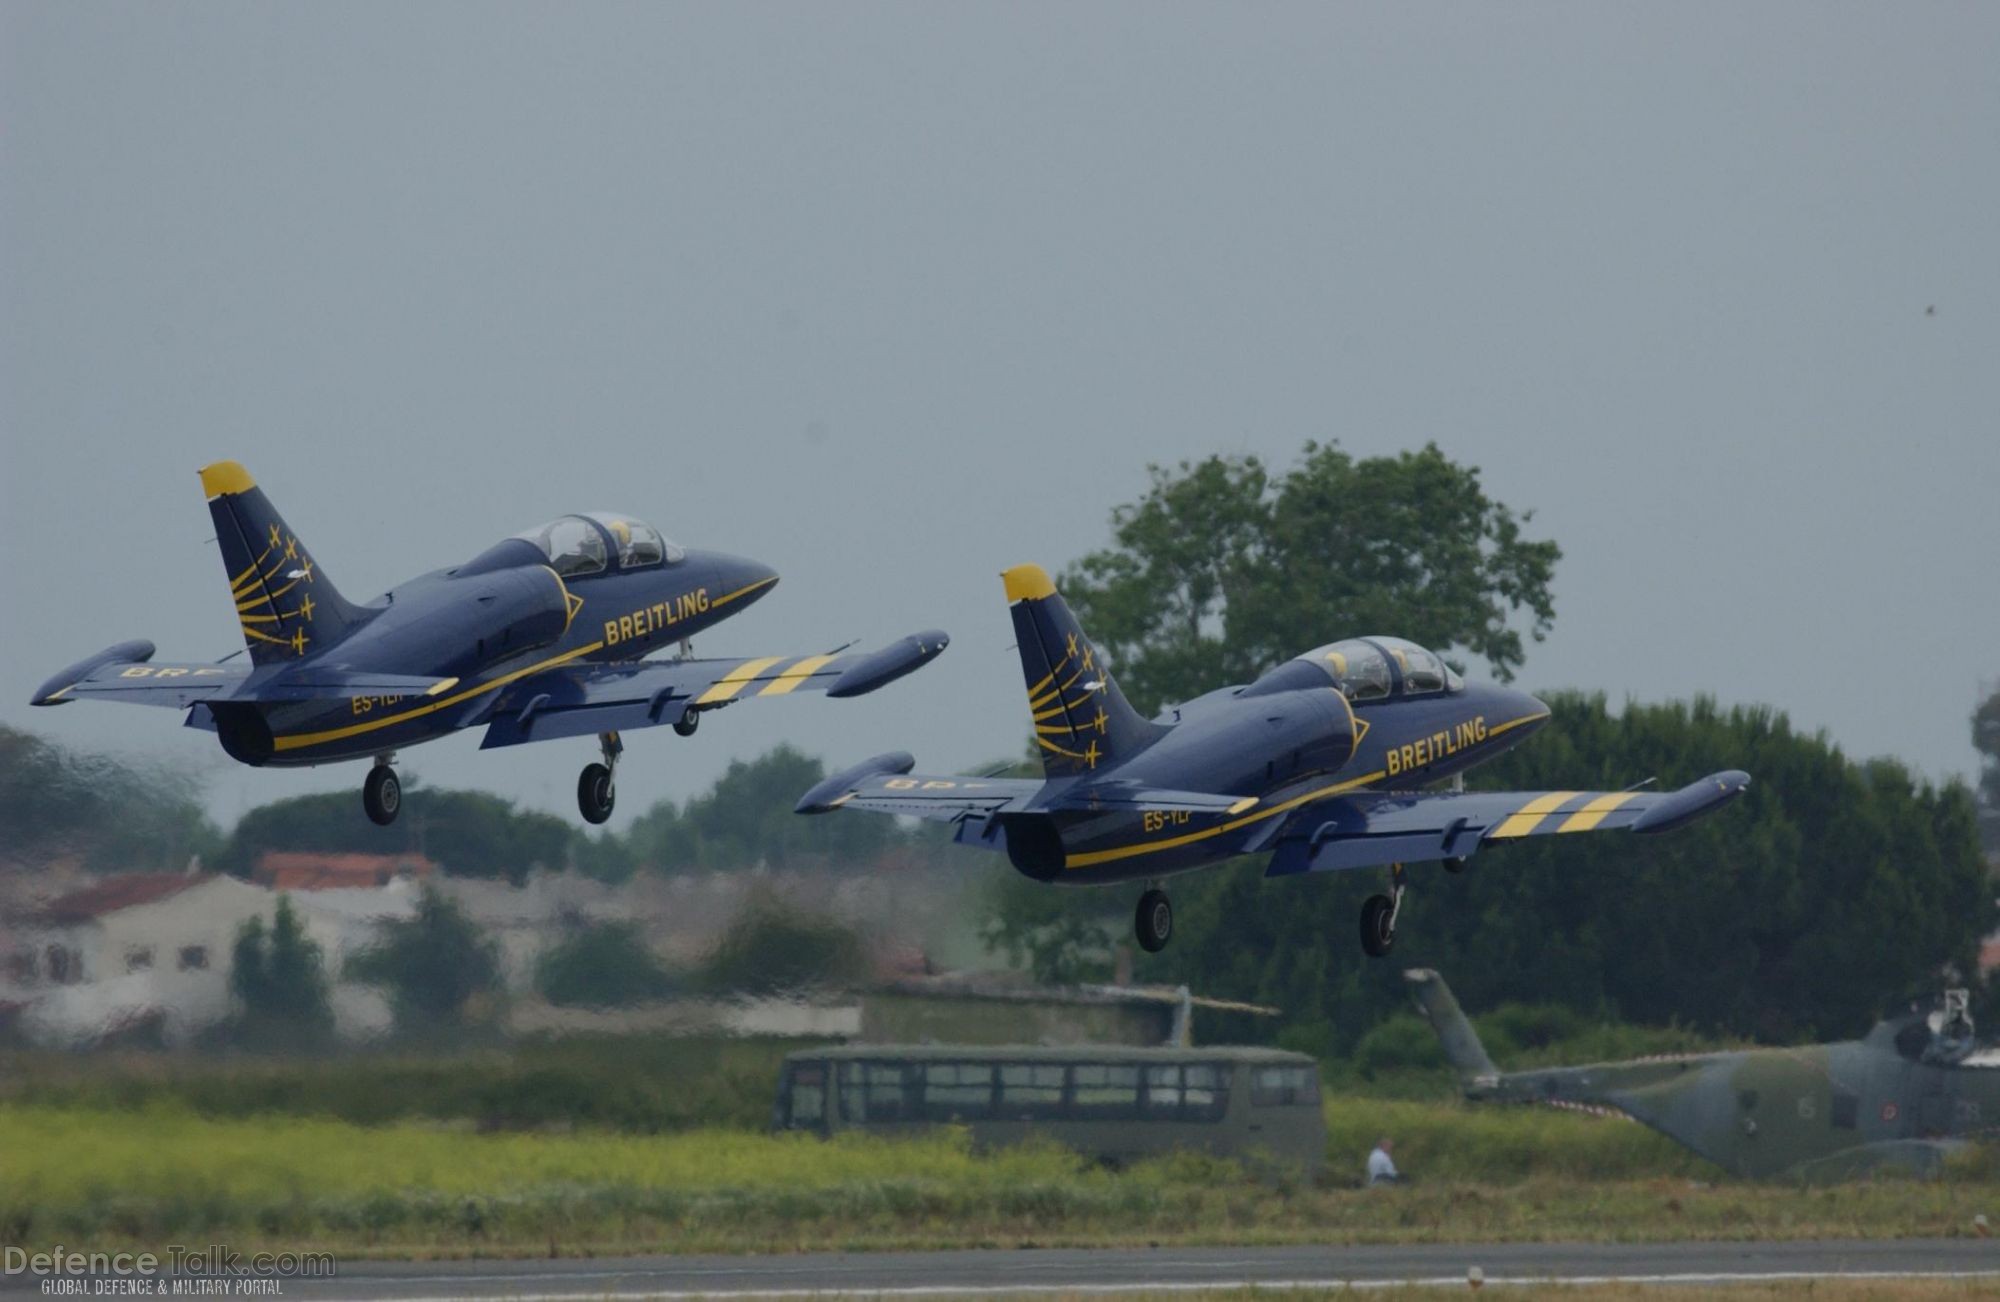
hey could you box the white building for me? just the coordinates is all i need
[1,871,406,1047]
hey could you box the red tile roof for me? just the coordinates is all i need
[252,851,437,891]
[29,873,211,924]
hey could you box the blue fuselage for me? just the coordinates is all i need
[204,544,778,767]
[997,679,1549,884]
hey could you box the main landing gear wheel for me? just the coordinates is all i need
[672,706,700,738]
[1359,895,1396,957]
[1359,862,1408,958]
[1135,888,1173,953]
[362,763,401,827]
[577,764,615,824]
[577,731,623,825]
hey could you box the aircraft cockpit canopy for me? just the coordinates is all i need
[584,512,686,568]
[1304,638,1462,701]
[1372,637,1463,696]
[515,516,609,577]
[513,514,686,578]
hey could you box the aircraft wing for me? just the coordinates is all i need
[479,632,948,749]
[1263,771,1750,876]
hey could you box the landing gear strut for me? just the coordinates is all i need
[1135,887,1173,953]
[362,756,401,827]
[1360,863,1407,958]
[578,732,621,825]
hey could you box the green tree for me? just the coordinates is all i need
[1061,443,1560,714]
[229,896,334,1049]
[219,785,572,882]
[535,920,679,1007]
[0,725,221,873]
[1973,684,2000,813]
[698,890,871,995]
[347,885,501,1031]
[978,870,1118,986]
[628,745,902,871]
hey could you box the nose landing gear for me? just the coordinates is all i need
[578,731,622,825]
[1360,863,1407,958]
[1135,887,1173,953]
[362,755,401,826]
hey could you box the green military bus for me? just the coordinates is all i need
[773,1043,1326,1173]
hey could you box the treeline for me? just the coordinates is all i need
[0,725,912,883]
[219,744,909,882]
[223,883,874,1049]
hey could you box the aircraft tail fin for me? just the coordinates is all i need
[1001,564,1166,778]
[200,461,364,664]
[1404,968,1500,1086]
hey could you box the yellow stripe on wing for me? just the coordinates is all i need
[1487,791,1580,840]
[696,656,787,705]
[757,654,837,697]
[1556,791,1639,833]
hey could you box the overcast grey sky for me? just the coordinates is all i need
[4,4,1996,831]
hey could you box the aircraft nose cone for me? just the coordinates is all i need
[709,553,780,608]
[1512,688,1552,732]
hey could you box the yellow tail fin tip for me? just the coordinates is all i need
[1001,564,1057,602]
[199,461,256,497]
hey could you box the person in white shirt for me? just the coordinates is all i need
[1366,1136,1400,1185]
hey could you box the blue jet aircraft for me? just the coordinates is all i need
[799,564,1748,957]
[33,462,948,826]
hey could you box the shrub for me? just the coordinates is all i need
[535,922,679,1008]
[698,892,870,995]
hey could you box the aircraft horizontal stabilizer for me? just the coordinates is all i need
[1042,780,1258,816]
[245,670,464,702]
[796,758,1042,823]
[31,641,249,710]
[31,642,462,711]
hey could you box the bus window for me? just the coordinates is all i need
[923,1061,996,1120]
[1072,1062,1141,1117]
[1143,1062,1230,1122]
[999,1063,1065,1117]
[782,1063,826,1131]
[1185,1063,1223,1113]
[1250,1064,1317,1106]
[841,1061,915,1122]
[1143,1064,1184,1113]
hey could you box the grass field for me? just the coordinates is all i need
[2,1101,1993,1258]
[0,1035,800,1132]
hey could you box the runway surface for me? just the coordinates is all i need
[6,1239,1995,1298]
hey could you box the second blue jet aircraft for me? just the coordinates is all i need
[800,564,1747,957]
